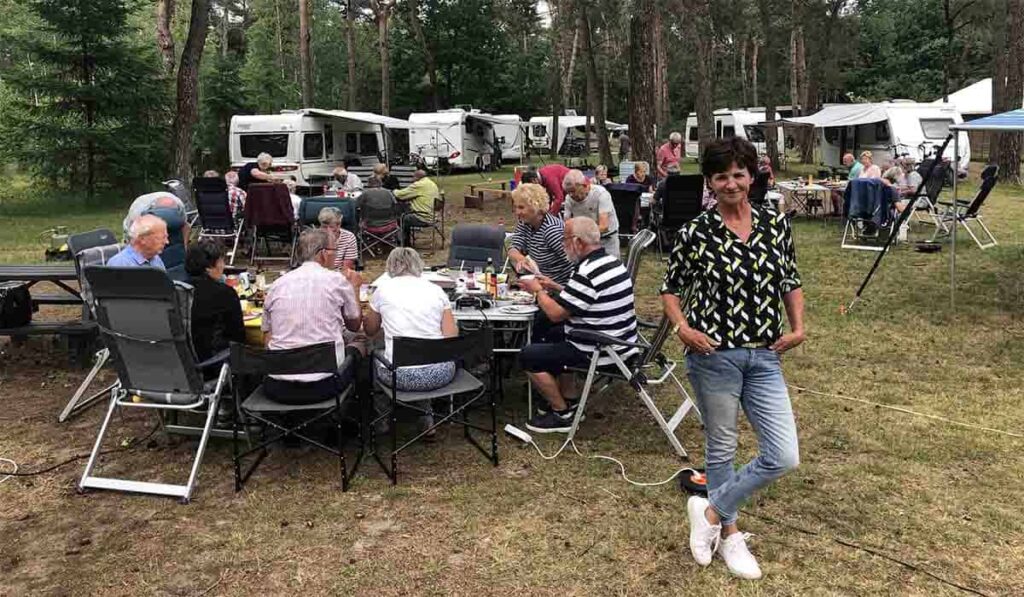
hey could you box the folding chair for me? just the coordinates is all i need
[563,316,700,459]
[842,178,897,252]
[607,183,644,246]
[908,158,951,230]
[78,266,230,503]
[359,193,402,258]
[654,174,704,256]
[245,183,297,265]
[145,205,188,281]
[748,171,771,210]
[931,171,1000,250]
[164,178,199,229]
[298,196,359,237]
[370,328,498,485]
[193,177,242,265]
[623,228,656,285]
[447,224,505,269]
[229,342,363,492]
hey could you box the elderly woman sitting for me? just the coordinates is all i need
[365,247,458,393]
[317,206,359,271]
[507,183,575,290]
[594,165,612,186]
[185,241,245,369]
[373,163,400,191]
[626,161,655,191]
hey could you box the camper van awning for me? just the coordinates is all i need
[782,104,890,128]
[951,109,1024,131]
[299,109,412,129]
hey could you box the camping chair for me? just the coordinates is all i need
[405,191,446,253]
[245,183,297,265]
[447,224,505,269]
[298,196,359,237]
[930,171,1000,250]
[748,171,771,210]
[78,266,230,503]
[562,316,700,459]
[229,342,363,492]
[607,183,644,247]
[623,228,656,285]
[145,205,188,281]
[59,231,121,423]
[842,178,897,252]
[370,328,498,485]
[654,174,704,256]
[908,158,951,229]
[358,193,402,258]
[164,178,198,228]
[193,177,242,265]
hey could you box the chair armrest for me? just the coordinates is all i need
[637,318,660,330]
[197,348,230,370]
[567,329,648,349]
[371,349,394,371]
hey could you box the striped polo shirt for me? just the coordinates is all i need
[555,248,639,365]
[510,213,575,284]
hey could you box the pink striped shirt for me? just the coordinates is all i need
[262,261,361,381]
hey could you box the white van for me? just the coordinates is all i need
[408,109,506,171]
[684,109,786,159]
[493,114,526,161]
[528,115,625,156]
[229,109,404,188]
[786,101,971,172]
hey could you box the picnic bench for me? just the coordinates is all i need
[348,164,417,188]
[0,264,95,365]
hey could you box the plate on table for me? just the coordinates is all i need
[499,305,538,315]
[503,290,535,305]
[243,312,262,321]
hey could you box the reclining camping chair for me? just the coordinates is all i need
[358,193,402,258]
[930,167,1000,250]
[748,171,772,210]
[623,228,656,285]
[78,266,230,503]
[245,183,297,265]
[447,224,506,269]
[298,196,359,236]
[562,316,700,459]
[229,341,363,492]
[654,174,704,256]
[164,178,198,228]
[370,328,498,485]
[193,177,242,265]
[145,205,188,281]
[908,158,951,229]
[607,183,644,247]
[59,230,121,423]
[842,178,898,252]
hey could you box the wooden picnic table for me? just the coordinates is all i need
[0,263,81,302]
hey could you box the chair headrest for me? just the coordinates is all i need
[85,266,177,301]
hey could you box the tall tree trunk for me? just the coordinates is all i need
[741,39,748,106]
[220,1,229,57]
[373,1,392,115]
[550,0,569,158]
[751,39,759,107]
[652,10,666,127]
[345,0,357,110]
[628,0,656,164]
[757,0,780,170]
[994,0,1024,183]
[156,0,176,74]
[687,0,715,158]
[274,0,285,78]
[407,0,440,110]
[171,0,211,184]
[579,4,613,165]
[299,0,313,107]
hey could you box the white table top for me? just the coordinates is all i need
[776,182,832,192]
[452,304,537,321]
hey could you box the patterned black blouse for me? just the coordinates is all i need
[660,206,802,349]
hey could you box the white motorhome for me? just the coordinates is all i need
[684,109,785,158]
[527,115,625,156]
[785,101,970,171]
[408,109,505,171]
[493,114,526,162]
[229,109,408,188]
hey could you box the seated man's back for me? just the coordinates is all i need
[558,246,639,365]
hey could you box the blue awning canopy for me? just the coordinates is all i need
[952,109,1024,131]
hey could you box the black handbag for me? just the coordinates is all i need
[0,282,33,328]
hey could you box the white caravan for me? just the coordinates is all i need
[784,101,970,172]
[229,109,409,188]
[493,114,526,162]
[684,109,786,158]
[408,109,506,171]
[527,115,625,156]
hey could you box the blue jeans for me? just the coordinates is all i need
[686,348,800,525]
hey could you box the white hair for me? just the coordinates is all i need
[129,214,165,241]
[562,169,587,191]
[296,228,331,262]
[567,217,601,245]
[385,247,424,277]
[669,131,682,143]
[257,152,273,168]
[318,206,343,226]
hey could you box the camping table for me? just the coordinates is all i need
[776,182,835,217]
[0,264,82,305]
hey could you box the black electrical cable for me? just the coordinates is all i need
[0,424,161,478]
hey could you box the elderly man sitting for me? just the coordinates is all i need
[562,169,620,257]
[238,152,277,190]
[261,228,363,404]
[108,215,169,269]
[393,169,440,246]
[517,217,640,433]
[318,206,359,270]
[331,166,364,193]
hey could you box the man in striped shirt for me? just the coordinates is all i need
[518,217,639,433]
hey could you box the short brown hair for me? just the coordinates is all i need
[700,137,758,179]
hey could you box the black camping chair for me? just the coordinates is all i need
[370,328,498,485]
[749,171,771,210]
[245,183,298,265]
[298,196,359,237]
[447,224,505,270]
[931,170,1000,250]
[607,183,644,245]
[193,177,242,265]
[654,174,704,255]
[78,266,230,503]
[145,206,188,281]
[229,342,363,492]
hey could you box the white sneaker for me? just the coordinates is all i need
[686,496,721,566]
[720,532,762,580]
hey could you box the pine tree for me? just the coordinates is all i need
[3,0,170,199]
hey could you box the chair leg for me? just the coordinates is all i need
[78,389,121,493]
[389,392,398,485]
[180,394,220,504]
[59,348,112,422]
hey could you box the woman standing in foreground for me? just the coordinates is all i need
[660,137,805,580]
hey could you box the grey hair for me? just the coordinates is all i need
[634,161,650,175]
[317,206,343,226]
[296,228,331,263]
[567,217,601,245]
[562,168,587,191]
[366,175,383,189]
[669,131,682,143]
[385,247,424,278]
[129,214,165,241]
[257,152,273,168]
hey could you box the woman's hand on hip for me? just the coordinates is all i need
[677,327,720,354]
[770,331,806,353]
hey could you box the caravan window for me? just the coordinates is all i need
[359,133,379,155]
[532,124,548,137]
[920,118,953,139]
[239,134,289,159]
[345,133,358,153]
[824,127,840,144]
[723,125,736,138]
[324,125,334,156]
[302,133,324,160]
[874,122,891,142]
[688,127,698,141]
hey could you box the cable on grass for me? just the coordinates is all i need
[788,384,1023,439]
[0,457,17,485]
[0,424,160,479]
[523,435,693,487]
[741,509,993,597]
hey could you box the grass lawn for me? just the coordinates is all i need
[1,163,1022,595]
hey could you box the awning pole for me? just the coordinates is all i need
[950,134,958,309]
